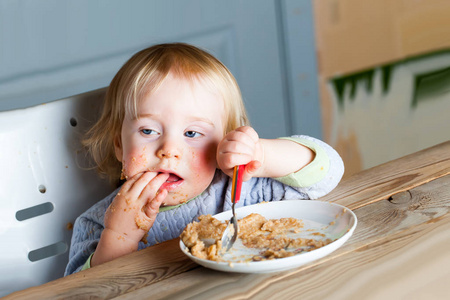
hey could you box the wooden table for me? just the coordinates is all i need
[7,141,450,299]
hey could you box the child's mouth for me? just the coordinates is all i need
[166,173,181,182]
[159,172,183,190]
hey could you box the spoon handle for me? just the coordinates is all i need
[232,165,245,204]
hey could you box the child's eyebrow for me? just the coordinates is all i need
[186,116,216,128]
[136,113,215,128]
[134,113,157,120]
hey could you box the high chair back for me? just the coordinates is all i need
[0,89,114,297]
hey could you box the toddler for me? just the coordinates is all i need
[65,43,344,275]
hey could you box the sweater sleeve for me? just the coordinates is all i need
[64,215,102,276]
[64,191,116,276]
[273,135,344,199]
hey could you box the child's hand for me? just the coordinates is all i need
[105,171,169,244]
[217,126,264,181]
[92,172,169,266]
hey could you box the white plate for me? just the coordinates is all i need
[180,200,357,273]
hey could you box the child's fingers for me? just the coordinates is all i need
[217,126,263,176]
[117,172,168,209]
[221,142,254,158]
[242,160,261,181]
[120,172,147,193]
[235,126,259,143]
[128,172,167,198]
[138,173,170,205]
[246,160,261,175]
[142,189,168,219]
[131,172,159,194]
[224,130,257,151]
[218,136,255,160]
[221,152,253,168]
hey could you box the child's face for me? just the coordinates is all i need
[115,73,225,206]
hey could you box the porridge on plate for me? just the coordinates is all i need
[180,213,334,263]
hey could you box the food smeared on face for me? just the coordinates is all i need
[115,73,225,207]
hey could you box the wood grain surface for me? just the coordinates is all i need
[117,174,450,300]
[321,141,450,209]
[6,239,198,300]
[6,141,450,300]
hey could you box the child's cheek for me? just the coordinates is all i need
[123,147,150,178]
[189,144,217,173]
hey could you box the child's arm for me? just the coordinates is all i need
[217,126,315,181]
[90,172,169,267]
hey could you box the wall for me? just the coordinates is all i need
[0,0,322,140]
[314,0,450,176]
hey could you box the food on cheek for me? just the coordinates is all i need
[121,153,148,179]
[170,191,189,204]
[120,170,127,180]
[181,214,333,262]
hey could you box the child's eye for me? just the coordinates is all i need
[184,131,202,138]
[141,129,158,135]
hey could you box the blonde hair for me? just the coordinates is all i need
[84,43,249,185]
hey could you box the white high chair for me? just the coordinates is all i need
[0,89,114,297]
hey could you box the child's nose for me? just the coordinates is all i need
[156,141,182,159]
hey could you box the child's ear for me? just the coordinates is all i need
[114,135,123,162]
